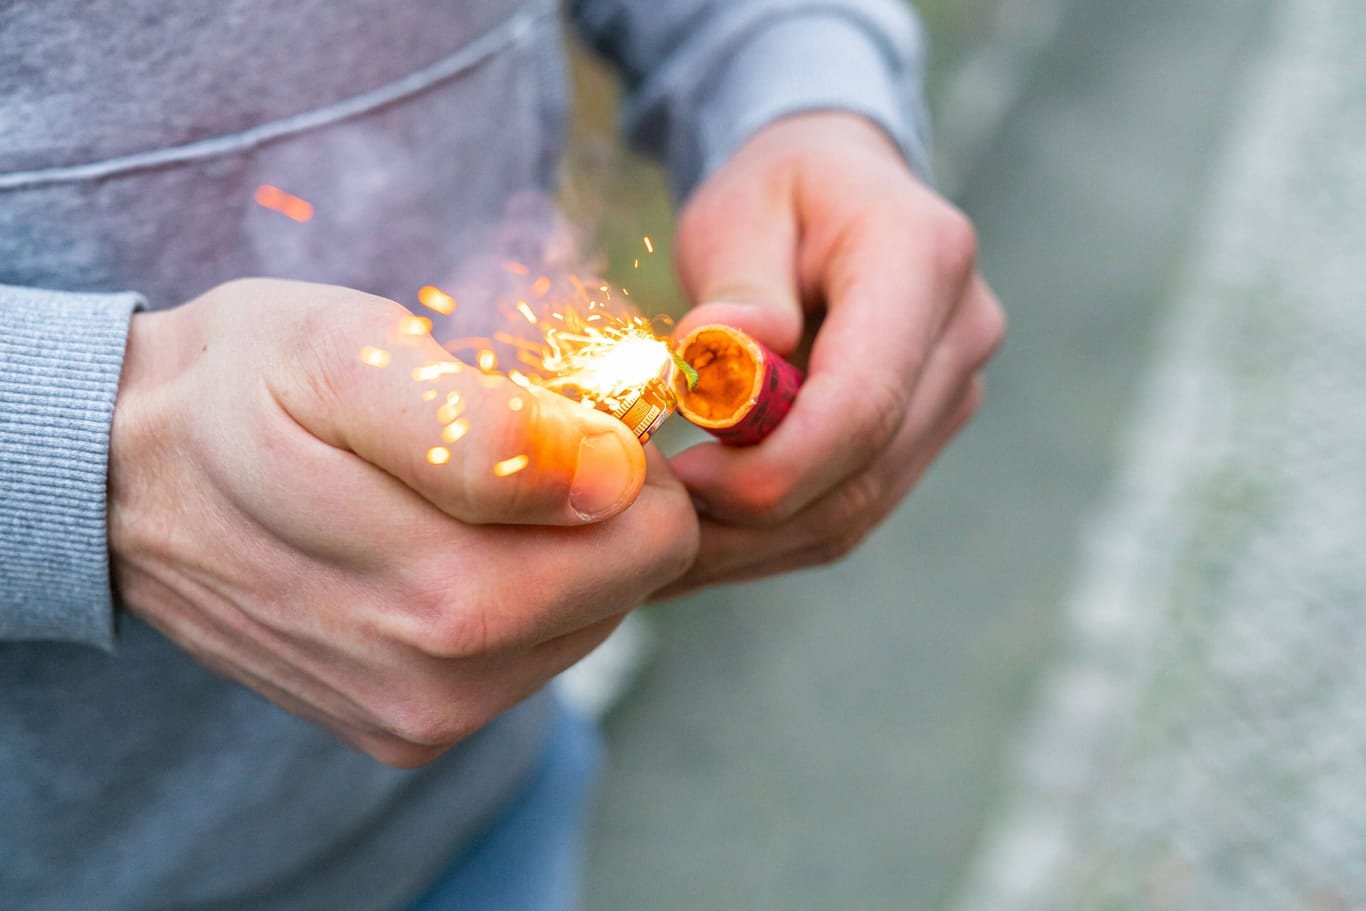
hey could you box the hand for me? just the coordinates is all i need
[663,112,1004,593]
[109,278,697,767]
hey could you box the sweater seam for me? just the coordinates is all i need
[0,1,553,192]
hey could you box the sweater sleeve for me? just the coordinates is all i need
[0,285,143,650]
[569,0,933,198]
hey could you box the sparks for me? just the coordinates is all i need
[359,346,391,368]
[436,400,464,424]
[398,316,432,336]
[642,236,654,254]
[493,454,530,477]
[442,418,470,443]
[477,349,497,372]
[255,185,314,222]
[418,286,456,316]
[515,301,538,325]
[412,361,463,382]
[508,396,524,412]
[426,446,451,465]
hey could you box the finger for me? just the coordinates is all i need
[670,278,999,578]
[659,374,984,597]
[673,189,979,525]
[272,287,646,526]
[673,162,805,357]
[385,446,699,654]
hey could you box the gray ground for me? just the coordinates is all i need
[586,2,1281,909]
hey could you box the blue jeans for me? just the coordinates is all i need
[401,698,604,911]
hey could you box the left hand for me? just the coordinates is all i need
[661,112,1005,594]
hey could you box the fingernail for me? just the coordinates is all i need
[571,432,635,520]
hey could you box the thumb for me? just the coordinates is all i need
[673,166,804,356]
[280,295,646,527]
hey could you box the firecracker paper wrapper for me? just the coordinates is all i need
[674,324,803,446]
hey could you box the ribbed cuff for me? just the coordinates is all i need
[695,12,930,191]
[0,285,143,649]
[627,4,933,199]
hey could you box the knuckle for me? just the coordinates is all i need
[398,577,496,659]
[827,471,886,534]
[367,741,447,769]
[288,294,406,410]
[731,473,802,525]
[377,690,484,749]
[662,507,701,579]
[852,375,911,452]
[960,377,987,424]
[932,205,979,278]
[426,608,493,660]
[969,295,1007,366]
[814,531,867,566]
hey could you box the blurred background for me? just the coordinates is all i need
[563,0,1366,907]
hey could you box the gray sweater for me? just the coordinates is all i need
[0,1,929,907]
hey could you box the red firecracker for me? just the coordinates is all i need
[673,324,803,446]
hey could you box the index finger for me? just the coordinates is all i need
[671,194,976,524]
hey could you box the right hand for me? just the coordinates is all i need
[109,278,698,767]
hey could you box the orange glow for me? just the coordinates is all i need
[398,316,432,336]
[493,454,529,477]
[436,400,464,424]
[254,185,314,222]
[508,396,524,412]
[359,346,391,368]
[503,260,530,276]
[412,361,463,382]
[441,418,470,443]
[426,446,451,465]
[418,286,456,316]
[531,276,552,297]
[422,389,438,401]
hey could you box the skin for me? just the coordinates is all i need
[108,112,1002,767]
[664,111,1005,592]
[110,279,698,767]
